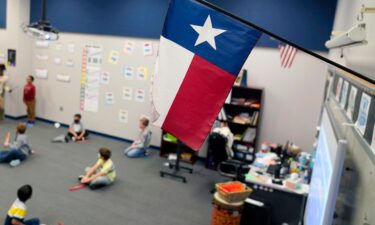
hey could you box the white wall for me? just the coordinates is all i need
[30,33,162,147]
[0,0,32,117]
[243,48,328,152]
[329,0,375,81]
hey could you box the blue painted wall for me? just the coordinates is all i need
[30,0,337,51]
[0,0,6,28]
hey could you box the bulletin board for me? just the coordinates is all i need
[30,33,161,147]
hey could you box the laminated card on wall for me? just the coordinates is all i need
[135,88,146,103]
[108,50,120,64]
[122,87,133,101]
[119,109,128,123]
[137,67,148,80]
[100,71,110,85]
[356,92,371,135]
[123,66,134,80]
[340,81,349,108]
[346,86,357,121]
[35,68,48,79]
[143,41,153,56]
[36,54,49,61]
[123,40,135,55]
[105,92,115,105]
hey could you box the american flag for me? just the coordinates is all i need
[278,44,298,68]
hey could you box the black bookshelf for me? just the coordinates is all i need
[218,86,263,164]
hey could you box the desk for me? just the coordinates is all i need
[242,167,309,225]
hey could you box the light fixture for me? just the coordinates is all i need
[325,23,367,49]
[22,0,59,41]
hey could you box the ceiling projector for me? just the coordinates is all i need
[22,0,59,41]
[22,21,59,41]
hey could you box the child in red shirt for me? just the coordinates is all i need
[23,75,36,126]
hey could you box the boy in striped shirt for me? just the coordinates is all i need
[4,185,42,225]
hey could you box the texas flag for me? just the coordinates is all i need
[151,0,262,150]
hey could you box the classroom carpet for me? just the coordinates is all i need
[0,119,222,225]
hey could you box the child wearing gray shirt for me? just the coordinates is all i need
[0,122,33,165]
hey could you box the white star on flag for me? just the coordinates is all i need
[191,15,226,50]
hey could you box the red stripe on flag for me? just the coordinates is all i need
[282,45,292,68]
[287,48,298,68]
[162,55,236,150]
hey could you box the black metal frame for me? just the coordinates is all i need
[160,141,193,183]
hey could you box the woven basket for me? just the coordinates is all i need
[216,181,252,203]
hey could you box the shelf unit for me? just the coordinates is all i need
[159,132,198,164]
[218,86,263,164]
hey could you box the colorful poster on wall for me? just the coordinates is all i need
[371,124,375,155]
[80,45,102,112]
[356,92,371,135]
[142,41,153,56]
[346,86,357,120]
[123,66,134,80]
[123,40,135,55]
[7,49,16,67]
[108,50,120,64]
[119,109,128,123]
[105,92,115,105]
[122,87,133,100]
[100,71,110,85]
[135,88,146,102]
[137,67,148,80]
[335,77,343,102]
[340,81,349,108]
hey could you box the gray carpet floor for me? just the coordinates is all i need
[0,119,221,225]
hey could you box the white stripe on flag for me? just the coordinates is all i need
[151,36,194,127]
[279,44,298,68]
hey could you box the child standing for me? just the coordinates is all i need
[0,64,12,121]
[23,75,36,126]
[4,185,42,225]
[79,147,116,190]
[0,122,33,165]
[123,117,152,158]
[67,114,89,142]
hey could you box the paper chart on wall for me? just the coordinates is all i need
[137,67,148,80]
[123,66,134,80]
[122,87,133,100]
[123,40,135,55]
[346,86,357,121]
[35,41,49,48]
[135,89,146,102]
[142,41,153,56]
[36,54,49,61]
[108,50,120,64]
[100,71,110,85]
[105,92,115,105]
[80,45,102,113]
[356,92,371,135]
[119,109,128,123]
[340,81,349,108]
[335,77,343,102]
[35,69,48,79]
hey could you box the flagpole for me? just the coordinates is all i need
[196,0,374,84]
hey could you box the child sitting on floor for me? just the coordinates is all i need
[67,113,89,142]
[4,185,43,225]
[123,117,152,158]
[0,122,33,166]
[79,147,116,190]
